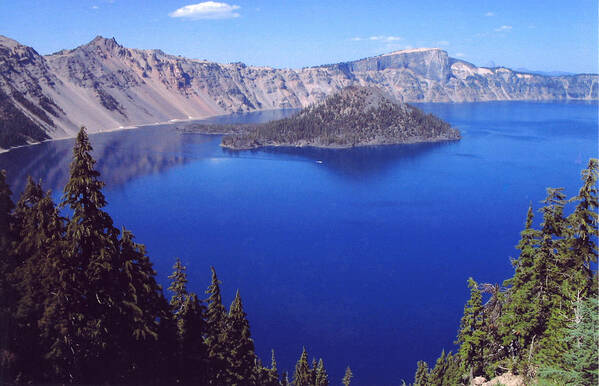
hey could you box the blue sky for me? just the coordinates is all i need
[1,0,597,73]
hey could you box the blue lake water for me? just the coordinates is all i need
[1,102,597,385]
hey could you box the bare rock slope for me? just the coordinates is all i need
[0,35,596,150]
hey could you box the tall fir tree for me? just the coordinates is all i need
[342,365,353,386]
[293,347,311,386]
[12,180,65,382]
[500,204,542,362]
[224,290,258,385]
[315,358,329,386]
[428,350,447,386]
[413,360,429,386]
[167,258,208,383]
[205,266,228,384]
[457,278,486,379]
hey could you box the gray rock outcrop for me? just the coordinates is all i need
[0,35,596,150]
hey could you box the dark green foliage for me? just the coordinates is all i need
[11,179,65,381]
[342,365,353,386]
[224,290,258,384]
[413,360,429,385]
[315,358,329,386]
[538,293,598,385]
[428,350,462,386]
[167,258,208,384]
[457,278,487,379]
[417,158,598,383]
[293,347,312,386]
[220,86,460,149]
[1,127,338,385]
[205,266,229,384]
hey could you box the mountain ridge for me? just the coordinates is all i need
[0,35,597,150]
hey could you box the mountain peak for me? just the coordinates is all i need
[87,35,121,49]
[381,47,444,57]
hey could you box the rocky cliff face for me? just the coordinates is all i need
[0,35,596,150]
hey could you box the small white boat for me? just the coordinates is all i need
[316,160,323,164]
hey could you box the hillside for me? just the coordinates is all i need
[220,86,460,149]
[0,35,597,150]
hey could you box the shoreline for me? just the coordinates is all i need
[1,99,595,155]
[0,111,240,155]
[220,135,462,151]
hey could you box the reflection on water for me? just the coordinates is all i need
[1,106,457,193]
[0,109,300,196]
[247,141,459,179]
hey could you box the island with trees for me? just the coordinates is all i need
[183,86,461,150]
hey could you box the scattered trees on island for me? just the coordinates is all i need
[220,86,460,149]
[0,127,345,385]
[415,159,598,385]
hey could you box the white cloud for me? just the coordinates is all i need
[350,35,402,42]
[92,5,99,9]
[455,53,466,57]
[436,40,450,46]
[169,2,241,20]
[485,12,494,17]
[494,25,512,32]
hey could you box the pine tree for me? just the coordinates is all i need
[205,266,228,384]
[225,290,258,385]
[428,350,447,386]
[41,127,122,382]
[293,347,311,386]
[457,278,486,379]
[413,360,429,385]
[315,358,329,386]
[116,229,170,382]
[500,204,542,361]
[11,180,65,382]
[342,365,353,386]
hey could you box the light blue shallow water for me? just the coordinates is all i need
[1,102,597,385]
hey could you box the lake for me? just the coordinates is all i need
[1,101,597,385]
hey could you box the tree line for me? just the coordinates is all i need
[413,159,598,385]
[0,127,352,385]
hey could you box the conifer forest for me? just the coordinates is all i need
[0,127,597,385]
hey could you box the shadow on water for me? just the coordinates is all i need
[0,127,213,196]
[223,140,459,179]
[0,109,301,196]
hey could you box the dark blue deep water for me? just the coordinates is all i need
[1,102,597,385]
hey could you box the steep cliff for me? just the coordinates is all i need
[0,35,596,150]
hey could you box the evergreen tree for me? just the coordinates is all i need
[293,347,311,386]
[538,293,599,385]
[11,180,65,382]
[413,360,429,386]
[457,278,486,379]
[205,266,228,384]
[315,358,329,386]
[41,127,122,382]
[428,350,447,386]
[117,229,171,382]
[500,204,542,363]
[166,258,208,383]
[225,290,258,385]
[560,159,598,304]
[342,365,353,386]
